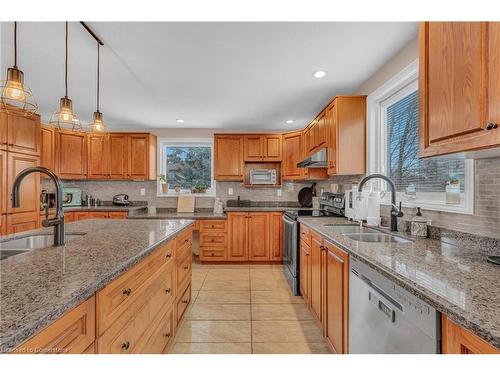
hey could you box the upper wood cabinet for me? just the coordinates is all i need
[0,108,41,156]
[109,133,128,179]
[243,134,282,161]
[442,315,500,354]
[419,22,500,157]
[40,125,55,172]
[214,134,244,181]
[282,131,303,180]
[0,151,6,216]
[327,96,366,175]
[87,134,109,179]
[128,133,157,180]
[7,152,40,215]
[56,130,87,179]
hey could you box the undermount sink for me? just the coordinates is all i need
[0,233,86,260]
[323,224,379,234]
[345,233,412,244]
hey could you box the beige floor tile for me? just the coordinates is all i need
[176,321,251,343]
[189,304,251,320]
[170,342,252,354]
[191,275,206,290]
[251,290,305,304]
[252,321,324,343]
[250,278,290,291]
[192,269,209,277]
[201,279,250,291]
[251,304,314,321]
[205,269,250,281]
[196,290,251,304]
[248,264,274,269]
[208,264,250,269]
[252,342,331,354]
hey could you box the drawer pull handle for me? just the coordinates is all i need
[183,266,189,270]
[122,288,132,296]
[164,332,171,338]
[182,299,189,304]
[211,253,215,256]
[121,341,130,350]
[184,239,189,243]
[211,239,215,242]
[486,122,498,130]
[165,288,171,294]
[165,253,172,259]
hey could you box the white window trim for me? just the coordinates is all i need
[157,138,216,197]
[366,59,474,215]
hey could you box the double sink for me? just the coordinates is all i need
[0,234,86,260]
[324,224,412,244]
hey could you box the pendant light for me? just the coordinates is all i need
[49,22,82,131]
[0,22,37,115]
[88,42,108,134]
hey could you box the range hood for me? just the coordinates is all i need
[297,147,328,168]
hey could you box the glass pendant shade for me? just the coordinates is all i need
[49,96,83,131]
[88,110,108,134]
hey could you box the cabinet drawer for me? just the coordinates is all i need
[141,305,175,354]
[97,261,175,353]
[299,225,311,246]
[176,241,192,262]
[15,296,95,354]
[176,254,192,291]
[200,247,227,261]
[108,211,128,219]
[175,229,192,250]
[97,240,175,335]
[176,283,192,324]
[199,219,227,232]
[200,232,227,247]
[88,211,109,219]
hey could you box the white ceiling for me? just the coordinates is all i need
[0,22,417,130]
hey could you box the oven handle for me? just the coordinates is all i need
[282,215,296,226]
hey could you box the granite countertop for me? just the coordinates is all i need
[225,206,309,212]
[63,205,148,212]
[128,208,226,220]
[297,216,500,350]
[0,219,194,353]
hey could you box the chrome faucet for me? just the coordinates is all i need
[12,167,65,246]
[358,173,403,232]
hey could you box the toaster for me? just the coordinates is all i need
[112,194,130,206]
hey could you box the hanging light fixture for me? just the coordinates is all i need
[50,22,82,131]
[88,42,107,134]
[0,22,37,115]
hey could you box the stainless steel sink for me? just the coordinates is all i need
[323,224,379,234]
[0,233,86,260]
[345,233,412,244]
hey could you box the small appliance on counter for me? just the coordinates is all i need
[249,169,277,185]
[62,188,82,207]
[345,189,369,222]
[112,194,130,206]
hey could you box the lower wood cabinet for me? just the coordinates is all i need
[310,231,323,322]
[248,213,269,261]
[442,315,500,354]
[15,227,194,354]
[299,238,311,303]
[68,210,129,222]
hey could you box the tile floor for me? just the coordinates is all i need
[170,259,331,354]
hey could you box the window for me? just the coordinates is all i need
[367,60,473,214]
[158,139,215,196]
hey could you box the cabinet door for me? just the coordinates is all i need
[308,123,317,153]
[0,150,6,215]
[282,131,303,180]
[87,134,109,179]
[7,112,41,156]
[244,135,263,161]
[419,22,490,157]
[40,125,55,171]
[228,212,248,261]
[56,130,87,179]
[0,112,7,150]
[326,102,337,174]
[7,152,40,215]
[74,211,90,221]
[7,212,39,234]
[324,241,349,354]
[128,134,149,179]
[310,232,323,321]
[269,212,283,261]
[299,239,310,303]
[109,133,129,179]
[88,211,109,219]
[316,112,327,149]
[64,212,75,223]
[263,135,282,161]
[442,315,500,354]
[248,212,269,261]
[214,135,244,180]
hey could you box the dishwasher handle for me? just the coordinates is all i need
[369,291,396,323]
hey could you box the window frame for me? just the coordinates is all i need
[366,59,474,214]
[157,138,216,197]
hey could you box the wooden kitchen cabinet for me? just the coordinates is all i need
[228,212,248,261]
[64,212,75,223]
[243,135,263,161]
[40,125,55,171]
[441,315,500,354]
[243,134,282,161]
[74,211,90,221]
[88,211,109,219]
[3,109,41,156]
[419,22,500,157]
[214,134,244,180]
[248,212,269,261]
[87,134,109,179]
[282,131,303,180]
[300,239,311,303]
[109,133,128,179]
[269,212,283,261]
[199,219,228,261]
[56,130,87,179]
[108,211,128,219]
[128,133,157,180]
[323,240,349,354]
[0,150,6,216]
[310,231,323,322]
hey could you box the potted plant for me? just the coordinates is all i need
[192,182,207,194]
[158,174,169,193]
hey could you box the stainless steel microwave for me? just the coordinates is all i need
[249,169,277,185]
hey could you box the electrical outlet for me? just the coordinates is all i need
[228,188,233,196]
[276,189,282,197]
[140,188,146,196]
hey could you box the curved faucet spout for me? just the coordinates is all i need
[12,167,65,246]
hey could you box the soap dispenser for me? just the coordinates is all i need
[410,207,429,238]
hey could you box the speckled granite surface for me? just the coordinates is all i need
[128,208,226,219]
[225,206,310,212]
[0,219,193,353]
[63,204,147,212]
[297,217,500,349]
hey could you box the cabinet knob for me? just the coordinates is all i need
[486,122,498,130]
[182,299,189,304]
[165,288,171,294]
[164,332,171,338]
[121,341,130,350]
[211,253,215,256]
[165,253,172,259]
[183,266,189,270]
[122,287,132,296]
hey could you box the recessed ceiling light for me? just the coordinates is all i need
[286,120,294,124]
[313,70,327,79]
[176,119,184,123]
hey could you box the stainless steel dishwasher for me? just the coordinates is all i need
[349,257,441,353]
